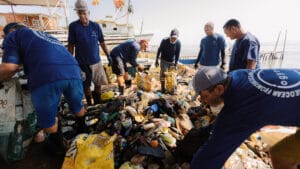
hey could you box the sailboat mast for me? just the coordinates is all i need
[281,30,287,60]
[139,19,144,35]
[126,0,132,36]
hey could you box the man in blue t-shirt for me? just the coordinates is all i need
[191,67,300,169]
[155,28,181,93]
[68,0,111,106]
[0,22,85,153]
[194,22,226,69]
[223,19,260,71]
[110,40,148,95]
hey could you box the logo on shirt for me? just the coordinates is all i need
[248,69,300,98]
[33,30,64,46]
[91,31,98,37]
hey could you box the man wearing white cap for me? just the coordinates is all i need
[190,67,300,169]
[68,0,111,106]
[155,28,181,93]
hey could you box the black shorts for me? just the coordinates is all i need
[111,56,128,76]
[79,64,92,89]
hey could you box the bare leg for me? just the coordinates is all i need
[117,75,125,95]
[84,86,92,106]
[93,85,102,104]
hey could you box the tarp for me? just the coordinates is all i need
[0,0,64,7]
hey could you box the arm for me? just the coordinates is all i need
[100,42,110,58]
[67,23,75,55]
[218,35,226,69]
[1,34,21,80]
[174,41,181,65]
[242,40,259,69]
[156,40,164,61]
[246,59,257,69]
[195,48,203,65]
[220,49,226,69]
[68,44,74,55]
[190,110,259,169]
[128,45,139,67]
[97,24,110,59]
[194,40,203,68]
[0,63,20,81]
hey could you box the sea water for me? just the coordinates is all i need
[0,42,299,68]
[179,42,300,69]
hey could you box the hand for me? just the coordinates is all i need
[194,64,198,69]
[174,63,178,70]
[108,56,113,66]
[137,64,144,72]
[155,60,159,67]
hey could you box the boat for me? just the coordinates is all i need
[94,0,153,50]
[0,0,68,43]
[0,0,153,50]
[97,17,153,48]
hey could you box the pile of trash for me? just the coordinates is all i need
[57,64,272,169]
[0,64,272,168]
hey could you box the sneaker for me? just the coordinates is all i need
[45,132,66,155]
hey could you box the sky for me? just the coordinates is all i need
[1,0,300,46]
[66,0,300,46]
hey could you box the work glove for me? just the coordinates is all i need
[155,60,159,67]
[173,63,178,70]
[194,64,198,69]
[220,63,225,70]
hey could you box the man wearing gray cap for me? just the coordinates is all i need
[155,28,181,93]
[190,67,300,169]
[68,0,111,106]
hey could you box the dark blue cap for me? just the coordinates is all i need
[3,22,21,35]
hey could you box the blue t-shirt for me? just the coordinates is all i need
[68,20,105,65]
[156,38,181,64]
[110,40,140,67]
[2,28,81,90]
[229,32,260,71]
[190,69,300,169]
[198,33,226,66]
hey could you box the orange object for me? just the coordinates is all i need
[150,139,159,148]
[114,0,125,9]
[92,0,100,6]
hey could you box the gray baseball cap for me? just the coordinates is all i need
[74,0,88,11]
[170,28,179,38]
[192,67,227,95]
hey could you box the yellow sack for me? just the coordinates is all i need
[61,132,116,169]
[164,69,177,93]
[101,91,115,101]
[136,72,151,92]
[104,65,116,84]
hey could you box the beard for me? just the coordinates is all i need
[210,97,224,107]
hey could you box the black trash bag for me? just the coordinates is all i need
[174,124,214,163]
[137,145,165,159]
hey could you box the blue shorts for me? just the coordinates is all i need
[31,79,84,128]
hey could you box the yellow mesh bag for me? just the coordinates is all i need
[61,132,116,169]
